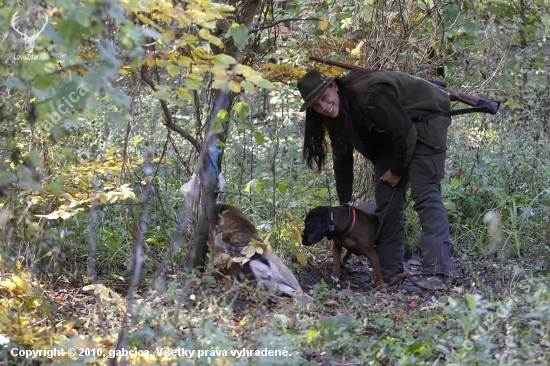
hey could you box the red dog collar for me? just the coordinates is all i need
[340,206,356,235]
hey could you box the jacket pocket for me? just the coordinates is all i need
[413,116,451,150]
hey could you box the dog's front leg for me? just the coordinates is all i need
[331,240,342,277]
[341,249,352,267]
[365,247,386,288]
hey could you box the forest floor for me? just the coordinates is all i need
[30,245,545,365]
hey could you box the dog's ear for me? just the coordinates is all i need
[307,214,328,244]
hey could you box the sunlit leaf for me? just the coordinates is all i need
[241,80,255,92]
[234,102,249,122]
[296,252,307,267]
[185,76,205,90]
[105,147,116,159]
[351,40,364,56]
[319,15,328,31]
[341,17,353,29]
[177,87,192,101]
[166,63,180,76]
[277,181,288,194]
[145,54,156,68]
[210,54,236,68]
[288,226,303,242]
[254,131,264,145]
[228,80,241,93]
[225,23,248,50]
[306,329,318,343]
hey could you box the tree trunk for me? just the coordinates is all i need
[186,91,231,269]
[185,0,264,269]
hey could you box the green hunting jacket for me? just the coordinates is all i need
[324,70,452,203]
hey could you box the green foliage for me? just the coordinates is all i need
[1,0,550,364]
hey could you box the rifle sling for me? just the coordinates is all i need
[411,105,496,123]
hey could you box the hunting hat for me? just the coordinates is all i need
[297,69,336,111]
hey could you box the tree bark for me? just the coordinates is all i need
[185,91,231,268]
[186,0,264,269]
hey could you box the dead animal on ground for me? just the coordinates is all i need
[209,203,309,298]
[302,203,385,288]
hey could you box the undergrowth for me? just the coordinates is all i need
[1,259,550,365]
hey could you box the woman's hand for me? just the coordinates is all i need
[380,170,401,188]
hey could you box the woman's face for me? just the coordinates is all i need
[310,82,339,118]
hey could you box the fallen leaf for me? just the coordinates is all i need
[296,252,307,267]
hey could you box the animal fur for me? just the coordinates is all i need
[209,204,307,297]
[302,203,385,287]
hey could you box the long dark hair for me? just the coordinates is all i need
[302,69,379,173]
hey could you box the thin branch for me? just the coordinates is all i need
[140,65,201,153]
[250,17,319,33]
[267,72,291,82]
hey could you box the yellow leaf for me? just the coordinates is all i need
[177,56,192,67]
[296,252,308,267]
[255,247,263,255]
[319,15,328,31]
[351,40,364,56]
[199,28,211,40]
[233,64,253,78]
[214,253,231,267]
[82,284,122,303]
[163,29,175,42]
[36,211,60,220]
[146,54,156,68]
[75,66,88,75]
[307,329,319,342]
[250,238,263,247]
[286,210,302,227]
[120,66,133,74]
[105,147,116,159]
[65,320,76,333]
[288,226,303,242]
[177,87,192,101]
[59,210,72,220]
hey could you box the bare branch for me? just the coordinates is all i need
[140,65,201,153]
[250,17,319,34]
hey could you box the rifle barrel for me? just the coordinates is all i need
[308,56,500,114]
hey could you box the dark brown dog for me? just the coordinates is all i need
[302,203,385,287]
[209,204,309,297]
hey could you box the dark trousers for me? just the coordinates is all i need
[373,147,452,285]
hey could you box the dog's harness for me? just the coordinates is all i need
[326,205,357,239]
